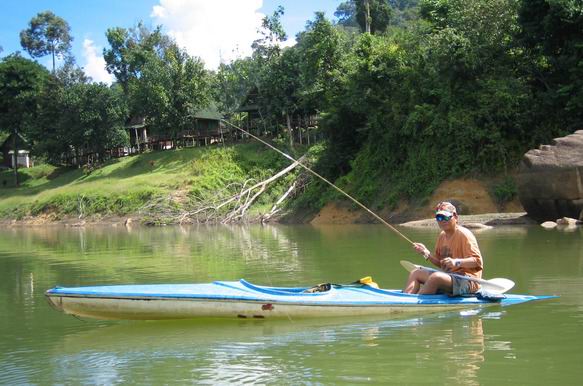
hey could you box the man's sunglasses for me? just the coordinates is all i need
[435,214,453,222]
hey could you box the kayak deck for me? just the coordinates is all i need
[45,279,556,320]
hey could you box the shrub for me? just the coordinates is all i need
[491,177,517,209]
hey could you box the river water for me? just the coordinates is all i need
[0,224,581,384]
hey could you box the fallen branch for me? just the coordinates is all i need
[140,155,309,225]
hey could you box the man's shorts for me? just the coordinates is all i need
[451,275,473,296]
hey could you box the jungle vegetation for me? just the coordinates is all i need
[1,0,582,217]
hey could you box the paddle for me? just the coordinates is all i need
[400,260,515,294]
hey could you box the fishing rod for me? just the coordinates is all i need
[220,119,415,245]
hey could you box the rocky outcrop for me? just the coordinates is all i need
[517,130,583,221]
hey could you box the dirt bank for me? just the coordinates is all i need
[1,178,529,228]
[0,215,137,228]
[310,178,528,226]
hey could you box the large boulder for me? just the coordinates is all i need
[517,130,583,221]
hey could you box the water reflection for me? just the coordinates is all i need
[45,311,502,384]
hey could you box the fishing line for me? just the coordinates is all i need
[221,119,414,245]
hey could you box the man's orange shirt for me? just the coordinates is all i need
[434,226,483,292]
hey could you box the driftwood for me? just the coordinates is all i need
[140,155,309,225]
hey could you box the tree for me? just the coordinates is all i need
[335,1,393,34]
[55,56,90,86]
[103,22,172,96]
[132,43,210,140]
[297,13,345,112]
[258,47,302,148]
[20,11,73,72]
[516,0,583,133]
[251,6,287,60]
[249,6,294,140]
[0,54,49,185]
[34,80,128,165]
[213,57,256,115]
[335,1,359,28]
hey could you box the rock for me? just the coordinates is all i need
[463,223,493,230]
[541,221,557,229]
[556,217,578,226]
[125,217,133,226]
[517,130,583,221]
[557,225,578,232]
[485,214,536,226]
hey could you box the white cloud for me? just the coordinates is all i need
[151,0,295,69]
[82,39,114,84]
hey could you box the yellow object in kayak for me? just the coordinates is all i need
[357,276,379,289]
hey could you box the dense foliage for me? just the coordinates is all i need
[104,23,212,139]
[264,0,581,210]
[3,0,583,214]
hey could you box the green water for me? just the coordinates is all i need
[0,224,581,384]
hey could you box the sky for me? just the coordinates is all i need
[0,0,342,83]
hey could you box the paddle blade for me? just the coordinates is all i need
[482,278,515,294]
[400,260,423,273]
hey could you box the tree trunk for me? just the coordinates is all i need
[286,112,294,149]
[364,0,371,34]
[297,115,302,145]
[134,127,140,152]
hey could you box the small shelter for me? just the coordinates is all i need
[235,88,262,136]
[125,117,149,153]
[0,133,32,168]
[236,88,320,144]
[190,106,227,146]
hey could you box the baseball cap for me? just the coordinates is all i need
[435,201,457,217]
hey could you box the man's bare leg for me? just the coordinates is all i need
[418,272,453,295]
[403,269,431,294]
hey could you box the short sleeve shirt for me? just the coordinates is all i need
[434,226,483,292]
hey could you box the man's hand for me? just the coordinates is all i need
[413,242,431,260]
[441,257,461,271]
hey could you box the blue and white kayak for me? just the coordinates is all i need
[45,279,555,321]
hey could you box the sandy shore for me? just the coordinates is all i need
[399,212,536,228]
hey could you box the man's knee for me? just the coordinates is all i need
[411,269,428,281]
[426,272,452,289]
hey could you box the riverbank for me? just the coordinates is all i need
[0,144,531,228]
[0,210,534,229]
[0,143,293,225]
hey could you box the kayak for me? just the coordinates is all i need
[45,279,556,321]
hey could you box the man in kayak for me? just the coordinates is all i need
[403,201,483,295]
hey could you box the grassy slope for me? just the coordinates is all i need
[0,143,290,220]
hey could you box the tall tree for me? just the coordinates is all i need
[335,1,393,34]
[0,54,49,184]
[132,43,210,140]
[251,6,287,61]
[249,6,293,139]
[335,1,359,28]
[297,13,345,112]
[214,57,256,115]
[20,11,73,72]
[103,22,172,96]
